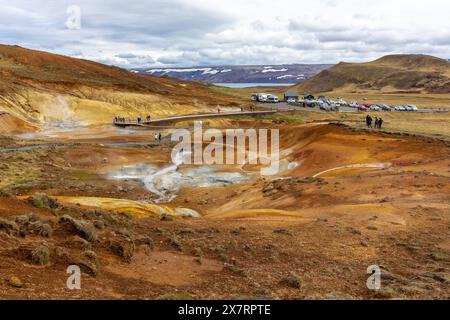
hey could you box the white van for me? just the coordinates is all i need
[266,95,279,103]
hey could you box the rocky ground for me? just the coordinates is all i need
[0,121,449,300]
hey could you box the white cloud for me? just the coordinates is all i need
[0,0,448,67]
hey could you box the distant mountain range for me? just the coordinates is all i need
[130,64,333,84]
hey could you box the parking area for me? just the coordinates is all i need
[256,102,358,113]
[255,102,449,113]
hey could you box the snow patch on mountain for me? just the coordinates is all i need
[146,68,211,74]
[276,75,294,79]
[262,68,289,73]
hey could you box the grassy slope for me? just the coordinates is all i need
[265,110,450,139]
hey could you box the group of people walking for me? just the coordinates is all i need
[366,115,383,129]
[114,115,152,124]
[114,115,162,141]
[154,132,162,141]
[114,116,126,123]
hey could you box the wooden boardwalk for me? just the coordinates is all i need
[113,110,277,127]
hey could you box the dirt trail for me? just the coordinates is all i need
[312,162,391,178]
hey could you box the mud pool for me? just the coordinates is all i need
[108,163,251,203]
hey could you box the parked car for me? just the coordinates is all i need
[266,95,279,103]
[409,105,418,111]
[349,101,359,108]
[337,98,347,106]
[381,104,392,111]
[286,97,296,104]
[397,106,406,111]
[319,102,331,111]
[305,100,317,108]
[404,105,412,111]
[358,105,369,111]
[370,105,381,111]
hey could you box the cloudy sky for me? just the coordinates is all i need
[1,0,449,68]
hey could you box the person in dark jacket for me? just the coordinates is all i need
[366,115,372,128]
[378,118,383,129]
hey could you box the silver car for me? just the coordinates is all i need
[370,105,381,111]
[349,101,359,108]
[286,97,296,104]
[319,102,331,111]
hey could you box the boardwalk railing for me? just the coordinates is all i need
[113,110,278,127]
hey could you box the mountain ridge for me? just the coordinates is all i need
[290,54,450,94]
[131,64,333,84]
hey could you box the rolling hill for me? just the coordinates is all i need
[289,54,450,94]
[0,45,241,128]
[0,44,237,99]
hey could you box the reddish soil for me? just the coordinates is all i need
[0,123,449,299]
